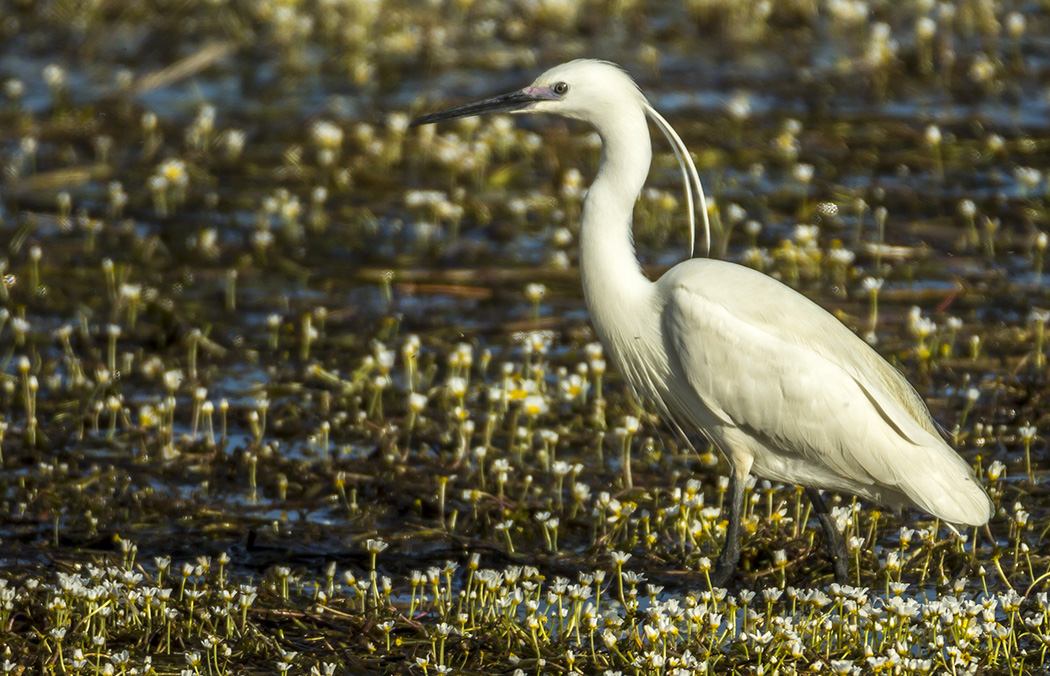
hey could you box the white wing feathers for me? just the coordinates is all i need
[659,260,992,526]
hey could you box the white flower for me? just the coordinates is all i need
[163,369,183,391]
[311,121,344,150]
[43,64,66,88]
[447,377,467,397]
[408,392,427,412]
[793,163,814,183]
[623,415,640,434]
[365,539,388,554]
[916,16,936,40]
[522,394,548,417]
[524,283,547,303]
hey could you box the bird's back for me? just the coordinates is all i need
[653,259,992,526]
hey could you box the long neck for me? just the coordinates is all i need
[579,105,654,330]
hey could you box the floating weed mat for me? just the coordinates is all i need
[1,531,1050,675]
[1,325,1049,676]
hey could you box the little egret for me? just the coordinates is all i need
[411,60,992,585]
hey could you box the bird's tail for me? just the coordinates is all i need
[897,445,993,527]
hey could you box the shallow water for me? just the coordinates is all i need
[3,1,1050,674]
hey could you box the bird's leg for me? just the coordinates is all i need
[710,471,746,587]
[805,487,849,584]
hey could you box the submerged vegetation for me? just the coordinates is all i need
[3,0,1050,673]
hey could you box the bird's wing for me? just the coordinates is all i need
[661,260,937,440]
[659,261,989,523]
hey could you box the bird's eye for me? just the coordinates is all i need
[552,82,569,96]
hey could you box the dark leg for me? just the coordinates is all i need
[805,487,849,584]
[710,471,746,587]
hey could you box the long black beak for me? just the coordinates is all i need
[410,89,542,127]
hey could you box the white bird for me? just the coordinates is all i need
[411,59,992,585]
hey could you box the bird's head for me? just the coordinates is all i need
[410,59,711,257]
[410,59,646,128]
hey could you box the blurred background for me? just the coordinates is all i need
[2,0,1050,673]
